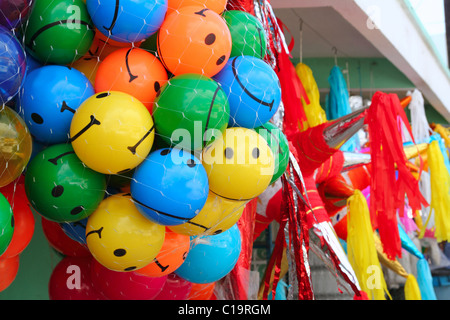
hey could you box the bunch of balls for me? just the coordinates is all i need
[1,0,291,298]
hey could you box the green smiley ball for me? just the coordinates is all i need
[25,144,106,223]
[24,0,95,65]
[255,122,289,184]
[152,73,230,151]
[223,10,267,59]
[0,192,14,256]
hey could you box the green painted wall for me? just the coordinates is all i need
[0,212,62,300]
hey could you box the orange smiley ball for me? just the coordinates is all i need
[158,6,232,77]
[94,47,168,111]
[136,228,190,277]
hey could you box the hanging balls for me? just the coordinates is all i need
[0,106,32,188]
[223,10,267,59]
[166,0,227,16]
[152,73,230,151]
[255,122,290,184]
[175,224,242,284]
[69,91,155,175]
[202,127,275,201]
[25,144,107,223]
[87,0,167,43]
[24,0,95,65]
[136,228,190,277]
[169,191,246,236]
[19,65,95,145]
[130,148,209,226]
[0,25,26,104]
[0,192,14,256]
[157,5,232,77]
[0,255,19,292]
[85,194,165,272]
[95,47,168,112]
[154,273,192,300]
[214,55,282,128]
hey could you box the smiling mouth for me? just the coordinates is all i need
[131,197,193,222]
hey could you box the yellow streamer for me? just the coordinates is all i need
[404,274,422,300]
[347,190,390,300]
[425,140,450,242]
[295,63,327,128]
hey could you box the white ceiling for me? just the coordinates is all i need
[273,6,384,59]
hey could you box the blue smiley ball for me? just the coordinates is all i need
[18,65,94,145]
[213,55,281,129]
[87,0,167,43]
[60,218,88,245]
[175,224,242,284]
[130,148,209,226]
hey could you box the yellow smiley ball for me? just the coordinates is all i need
[169,191,246,236]
[85,194,165,272]
[70,91,155,174]
[202,127,274,201]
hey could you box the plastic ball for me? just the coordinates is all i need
[24,0,95,65]
[19,65,95,145]
[175,224,242,284]
[71,55,100,86]
[0,0,32,30]
[70,91,155,174]
[32,160,98,230]
[60,217,88,245]
[137,228,190,277]
[0,178,34,259]
[95,47,168,111]
[154,273,192,300]
[0,25,26,104]
[0,192,14,255]
[130,148,209,226]
[152,74,229,151]
[202,127,275,201]
[0,106,32,188]
[49,256,105,300]
[213,55,282,128]
[90,258,167,300]
[25,144,106,223]
[0,255,19,292]
[87,0,167,43]
[166,0,227,16]
[223,10,267,59]
[255,122,289,184]
[157,5,232,77]
[85,194,166,272]
[41,216,91,257]
[187,282,216,300]
[169,191,246,236]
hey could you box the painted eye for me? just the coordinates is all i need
[31,113,43,124]
[114,248,127,257]
[96,92,110,99]
[252,147,260,159]
[51,185,64,197]
[154,81,161,92]
[205,33,216,45]
[160,149,171,156]
[187,159,196,168]
[224,147,234,159]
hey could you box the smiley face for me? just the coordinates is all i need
[94,47,168,112]
[24,144,106,223]
[69,91,155,175]
[85,194,165,272]
[202,127,274,201]
[157,6,232,77]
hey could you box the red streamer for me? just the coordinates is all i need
[365,92,428,260]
